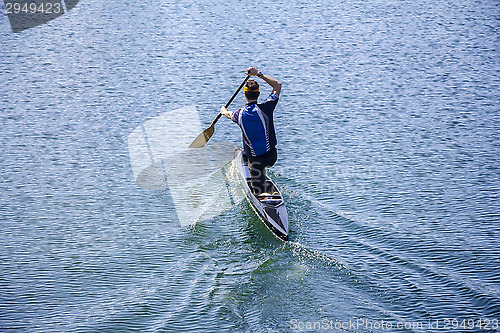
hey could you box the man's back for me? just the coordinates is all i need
[231,92,279,157]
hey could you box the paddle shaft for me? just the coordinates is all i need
[188,75,252,148]
[211,75,250,125]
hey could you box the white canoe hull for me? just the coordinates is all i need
[234,149,289,241]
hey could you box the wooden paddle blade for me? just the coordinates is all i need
[188,76,248,149]
[188,124,215,148]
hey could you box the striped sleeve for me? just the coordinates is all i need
[260,93,279,117]
[264,93,279,103]
[231,108,241,123]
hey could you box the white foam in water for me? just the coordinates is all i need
[127,105,240,226]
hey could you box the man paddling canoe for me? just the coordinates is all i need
[220,67,282,196]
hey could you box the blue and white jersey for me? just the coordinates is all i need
[231,93,279,157]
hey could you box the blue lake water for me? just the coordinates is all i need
[1,0,499,332]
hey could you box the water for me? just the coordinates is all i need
[1,0,499,331]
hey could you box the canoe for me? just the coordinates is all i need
[234,148,289,241]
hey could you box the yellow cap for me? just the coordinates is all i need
[244,86,259,92]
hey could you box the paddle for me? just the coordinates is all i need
[188,75,250,148]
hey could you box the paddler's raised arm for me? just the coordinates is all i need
[246,67,281,97]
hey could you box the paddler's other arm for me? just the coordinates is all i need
[221,106,231,119]
[246,67,281,97]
